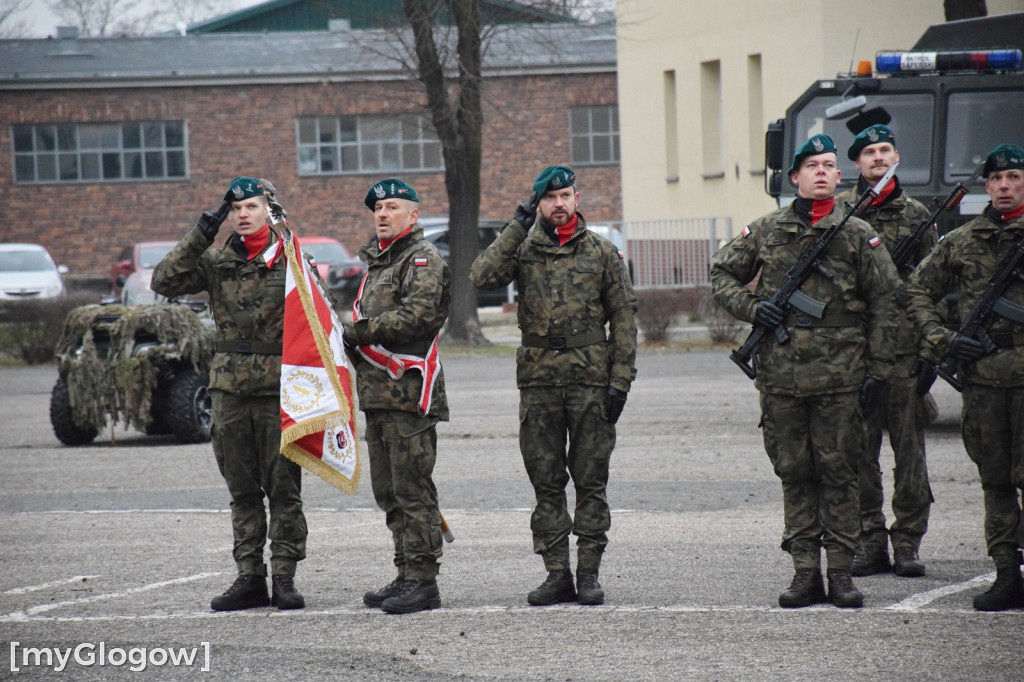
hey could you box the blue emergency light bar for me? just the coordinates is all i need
[876,49,1022,73]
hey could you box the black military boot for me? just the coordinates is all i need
[827,569,864,608]
[210,574,270,611]
[973,568,1024,612]
[778,568,827,608]
[271,576,305,610]
[851,540,891,576]
[576,569,605,606]
[527,569,576,606]
[363,577,409,608]
[893,547,926,577]
[381,579,441,614]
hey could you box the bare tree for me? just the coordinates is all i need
[944,0,987,20]
[0,0,30,38]
[47,0,144,36]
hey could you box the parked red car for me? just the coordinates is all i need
[109,241,177,296]
[298,235,365,308]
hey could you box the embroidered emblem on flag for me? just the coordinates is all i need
[868,236,881,248]
[414,257,428,267]
[279,233,360,494]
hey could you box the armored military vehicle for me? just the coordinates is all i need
[49,283,216,446]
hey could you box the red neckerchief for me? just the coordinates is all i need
[810,198,835,225]
[871,178,896,206]
[1001,204,1024,223]
[242,224,270,261]
[379,226,413,253]
[556,214,579,246]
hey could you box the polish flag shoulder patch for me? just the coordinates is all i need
[742,225,752,238]
[413,257,428,267]
[868,236,881,248]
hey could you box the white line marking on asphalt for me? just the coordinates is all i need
[1,572,223,622]
[3,576,102,595]
[885,572,996,611]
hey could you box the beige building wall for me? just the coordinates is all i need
[615,0,1024,236]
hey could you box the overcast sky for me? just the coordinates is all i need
[12,0,252,38]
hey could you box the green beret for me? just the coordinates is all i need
[982,144,1024,177]
[224,176,265,202]
[847,124,897,161]
[788,134,837,173]
[532,165,576,195]
[364,178,419,210]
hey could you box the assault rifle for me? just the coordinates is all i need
[729,163,898,380]
[889,163,984,274]
[929,234,1024,392]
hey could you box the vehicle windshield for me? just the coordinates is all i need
[792,92,934,189]
[945,90,1024,183]
[302,241,350,264]
[138,244,174,268]
[0,249,54,272]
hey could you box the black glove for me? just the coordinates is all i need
[196,201,230,241]
[950,334,986,363]
[910,356,938,396]
[754,300,784,328]
[512,192,540,230]
[603,387,628,425]
[858,376,886,419]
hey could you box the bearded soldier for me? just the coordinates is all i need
[152,177,308,611]
[342,178,450,615]
[711,135,899,609]
[470,165,638,606]
[908,144,1024,612]
[836,124,938,579]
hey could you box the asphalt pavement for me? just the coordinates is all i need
[0,320,1021,680]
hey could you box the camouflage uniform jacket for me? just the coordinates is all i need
[470,214,638,393]
[907,207,1024,388]
[836,183,937,359]
[347,225,450,420]
[151,224,293,397]
[711,201,899,396]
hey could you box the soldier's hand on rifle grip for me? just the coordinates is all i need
[603,387,627,425]
[196,200,231,241]
[858,376,886,419]
[513,192,540,230]
[910,356,938,396]
[950,334,986,363]
[755,300,784,329]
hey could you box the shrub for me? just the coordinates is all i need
[697,290,744,344]
[0,294,96,364]
[636,289,687,344]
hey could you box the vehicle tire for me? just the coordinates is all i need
[166,370,212,444]
[49,378,98,446]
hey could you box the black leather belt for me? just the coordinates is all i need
[783,312,861,328]
[521,329,606,350]
[216,340,282,355]
[989,332,1016,348]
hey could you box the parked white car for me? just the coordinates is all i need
[0,243,68,300]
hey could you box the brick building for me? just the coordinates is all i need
[0,21,618,282]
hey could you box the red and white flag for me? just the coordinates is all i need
[279,233,360,494]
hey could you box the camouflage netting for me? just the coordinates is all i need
[55,304,215,433]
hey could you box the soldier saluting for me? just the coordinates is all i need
[711,135,899,609]
[908,144,1024,612]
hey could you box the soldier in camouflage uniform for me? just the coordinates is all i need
[711,135,899,609]
[836,125,938,579]
[908,144,1024,611]
[470,165,638,606]
[152,177,307,611]
[341,178,450,615]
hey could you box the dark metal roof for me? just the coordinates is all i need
[0,22,614,89]
[911,11,1024,51]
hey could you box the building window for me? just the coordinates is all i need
[569,105,619,166]
[296,114,443,175]
[13,121,187,184]
[700,59,724,178]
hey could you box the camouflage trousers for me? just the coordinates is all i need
[519,385,615,573]
[962,384,1024,569]
[210,391,306,577]
[364,410,443,581]
[760,390,862,571]
[859,357,936,552]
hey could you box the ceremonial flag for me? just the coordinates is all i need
[279,232,360,493]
